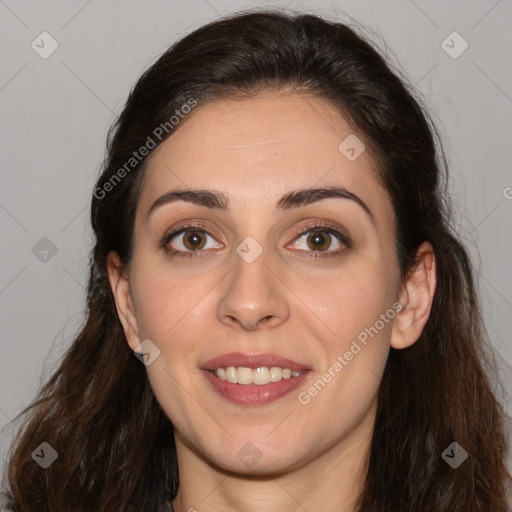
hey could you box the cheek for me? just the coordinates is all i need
[129,261,220,362]
[301,260,397,346]
[129,268,217,430]
[130,255,190,333]
[300,263,396,395]
[296,271,393,433]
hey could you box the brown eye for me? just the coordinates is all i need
[288,223,350,257]
[182,230,207,250]
[161,224,223,257]
[306,230,332,251]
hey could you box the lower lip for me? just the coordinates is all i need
[202,369,310,405]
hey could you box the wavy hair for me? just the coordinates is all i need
[2,9,511,511]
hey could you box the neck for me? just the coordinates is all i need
[171,411,374,512]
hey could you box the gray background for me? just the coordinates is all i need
[1,0,511,478]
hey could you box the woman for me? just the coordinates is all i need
[1,9,510,512]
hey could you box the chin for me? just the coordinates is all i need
[201,440,312,477]
[214,456,299,478]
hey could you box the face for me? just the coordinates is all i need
[108,92,434,476]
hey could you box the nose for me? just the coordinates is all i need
[216,249,290,331]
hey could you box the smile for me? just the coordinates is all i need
[213,366,305,385]
[201,352,311,405]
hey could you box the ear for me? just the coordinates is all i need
[391,241,437,349]
[106,251,141,351]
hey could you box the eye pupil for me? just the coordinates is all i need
[184,231,206,250]
[307,231,330,251]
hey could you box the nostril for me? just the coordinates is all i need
[258,315,277,328]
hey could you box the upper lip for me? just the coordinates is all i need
[201,352,310,372]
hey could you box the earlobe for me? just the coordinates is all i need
[106,251,141,351]
[390,241,437,350]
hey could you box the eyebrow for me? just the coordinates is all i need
[147,186,374,223]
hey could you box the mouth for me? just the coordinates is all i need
[212,366,305,385]
[201,353,311,405]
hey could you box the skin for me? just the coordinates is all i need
[107,92,436,512]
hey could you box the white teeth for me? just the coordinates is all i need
[225,366,237,384]
[213,366,305,385]
[253,367,270,385]
[237,367,253,385]
[269,367,282,382]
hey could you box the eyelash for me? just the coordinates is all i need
[160,221,351,260]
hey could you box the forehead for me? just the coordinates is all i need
[138,92,392,223]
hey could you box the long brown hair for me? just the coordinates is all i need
[2,9,510,511]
